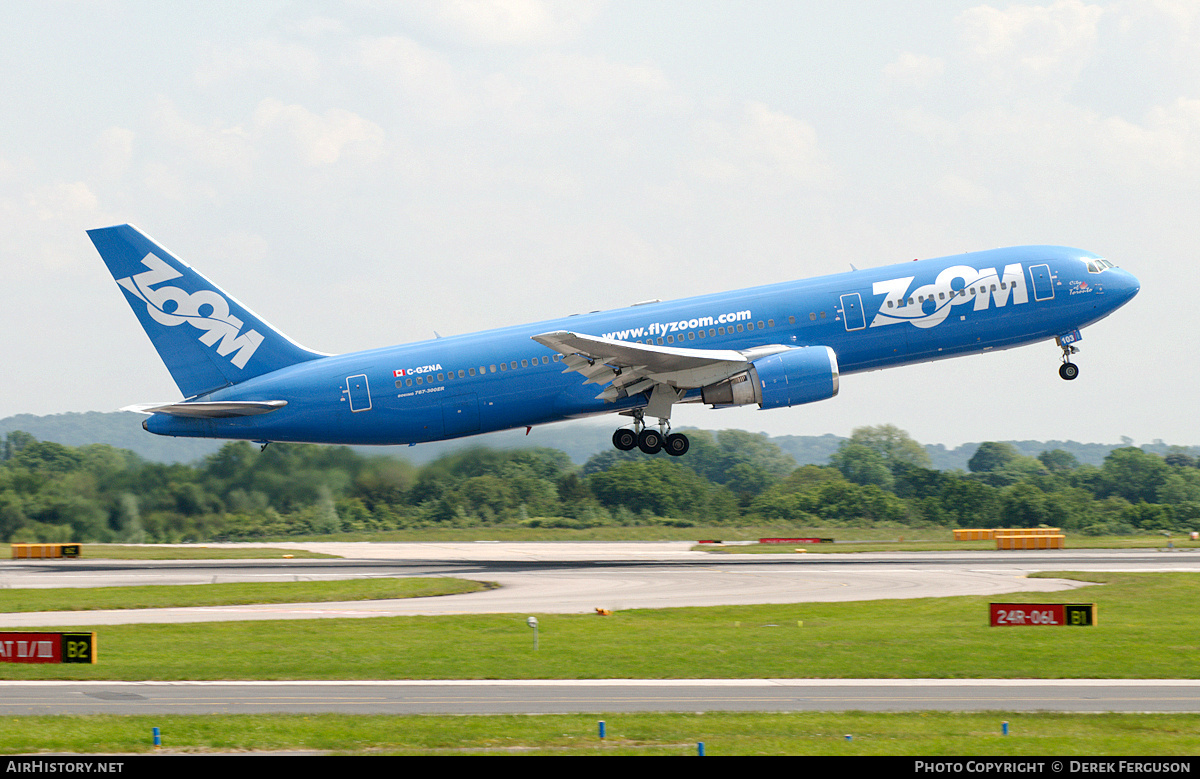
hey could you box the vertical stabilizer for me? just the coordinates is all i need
[88,224,324,398]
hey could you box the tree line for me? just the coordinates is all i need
[2,425,1198,543]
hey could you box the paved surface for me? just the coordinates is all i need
[4,543,1184,626]
[3,679,1199,715]
[4,544,1198,716]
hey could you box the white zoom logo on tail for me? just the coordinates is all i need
[116,253,264,368]
[869,263,1028,329]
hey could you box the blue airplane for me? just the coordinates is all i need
[89,225,1139,456]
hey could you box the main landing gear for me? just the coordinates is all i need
[612,409,690,456]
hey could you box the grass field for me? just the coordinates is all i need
[5,570,1199,756]
[702,534,1200,553]
[56,545,338,560]
[59,532,1200,554]
[1,572,1196,681]
[3,712,1199,755]
[0,578,488,612]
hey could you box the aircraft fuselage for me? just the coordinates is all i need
[136,244,1139,446]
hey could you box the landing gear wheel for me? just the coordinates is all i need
[637,428,663,454]
[664,433,690,457]
[612,428,637,451]
[1059,362,1079,381]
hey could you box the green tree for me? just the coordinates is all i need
[829,443,894,490]
[843,425,931,469]
[1100,448,1170,505]
[968,442,1019,473]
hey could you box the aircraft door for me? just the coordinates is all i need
[344,374,372,412]
[1029,264,1054,301]
[443,393,480,437]
[839,293,866,331]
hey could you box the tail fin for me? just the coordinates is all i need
[88,224,325,398]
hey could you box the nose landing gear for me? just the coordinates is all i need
[1058,340,1080,381]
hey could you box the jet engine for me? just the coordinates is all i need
[701,346,839,409]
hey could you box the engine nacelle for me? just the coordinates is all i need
[701,346,839,409]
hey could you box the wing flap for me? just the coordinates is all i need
[533,330,773,403]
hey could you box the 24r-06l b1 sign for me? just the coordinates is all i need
[989,603,1096,627]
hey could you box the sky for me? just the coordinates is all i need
[1,0,1197,448]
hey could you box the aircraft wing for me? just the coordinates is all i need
[532,330,787,403]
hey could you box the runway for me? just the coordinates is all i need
[3,543,1198,715]
[2,679,1199,715]
[4,543,1197,627]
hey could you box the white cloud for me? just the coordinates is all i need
[151,99,256,179]
[27,181,98,222]
[690,101,830,186]
[196,39,322,86]
[407,0,604,45]
[517,51,670,115]
[956,0,1104,90]
[95,127,135,180]
[357,36,474,124]
[251,99,386,166]
[884,52,945,86]
[1100,96,1200,175]
[151,98,384,175]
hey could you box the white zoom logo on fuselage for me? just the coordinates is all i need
[115,253,263,368]
[869,263,1028,329]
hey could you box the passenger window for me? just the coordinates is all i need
[521,359,529,367]
[736,324,744,332]
[469,368,476,376]
[788,316,795,325]
[438,373,445,381]
[688,331,695,340]
[458,370,465,378]
[490,365,496,373]
[395,380,403,388]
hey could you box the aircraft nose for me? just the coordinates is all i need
[1113,268,1140,304]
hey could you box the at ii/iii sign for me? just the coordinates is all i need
[0,632,97,663]
[989,603,1096,627]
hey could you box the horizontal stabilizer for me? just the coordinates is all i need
[122,400,288,418]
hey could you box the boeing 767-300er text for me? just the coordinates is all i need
[89,225,1139,455]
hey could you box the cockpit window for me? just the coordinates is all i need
[1085,258,1114,273]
